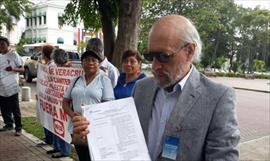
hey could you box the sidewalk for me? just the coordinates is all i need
[240,136,270,161]
[0,120,73,161]
[211,77,270,161]
[211,77,270,93]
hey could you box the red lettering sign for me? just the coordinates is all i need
[53,118,65,137]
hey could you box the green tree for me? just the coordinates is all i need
[232,61,242,73]
[139,0,193,53]
[140,0,239,68]
[191,0,238,69]
[253,59,266,72]
[235,7,270,72]
[79,41,87,54]
[141,0,270,73]
[0,0,31,33]
[216,56,227,70]
[16,32,27,54]
[62,0,142,67]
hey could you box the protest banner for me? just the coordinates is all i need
[36,64,83,143]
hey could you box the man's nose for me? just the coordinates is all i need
[152,58,162,70]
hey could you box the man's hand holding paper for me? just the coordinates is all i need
[72,115,89,140]
[74,97,151,161]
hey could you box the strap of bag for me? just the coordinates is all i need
[70,76,80,111]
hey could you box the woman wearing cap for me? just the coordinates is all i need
[114,50,146,99]
[62,50,114,161]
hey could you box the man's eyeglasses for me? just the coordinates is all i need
[143,43,189,63]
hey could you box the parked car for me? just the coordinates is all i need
[24,51,80,83]
[19,51,32,65]
[24,52,41,82]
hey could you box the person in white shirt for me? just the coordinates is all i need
[0,36,24,136]
[86,38,119,87]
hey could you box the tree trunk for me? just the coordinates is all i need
[213,31,220,72]
[101,17,116,61]
[228,43,235,72]
[98,1,116,61]
[112,0,142,68]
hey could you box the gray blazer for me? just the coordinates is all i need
[132,68,240,161]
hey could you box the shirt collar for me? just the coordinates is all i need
[178,65,194,91]
[100,57,108,66]
[163,65,194,95]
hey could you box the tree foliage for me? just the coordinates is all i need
[16,33,27,54]
[253,59,266,72]
[62,0,142,67]
[235,7,270,72]
[0,0,31,33]
[140,0,270,72]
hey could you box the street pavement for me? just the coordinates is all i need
[210,77,270,161]
[0,77,269,161]
[0,120,72,161]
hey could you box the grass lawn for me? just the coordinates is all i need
[22,117,79,161]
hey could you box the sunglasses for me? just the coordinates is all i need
[143,43,189,63]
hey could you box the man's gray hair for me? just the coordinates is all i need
[86,38,104,59]
[180,18,202,63]
[52,48,68,65]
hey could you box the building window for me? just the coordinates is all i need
[58,16,61,26]
[34,17,37,26]
[43,37,47,43]
[44,15,46,24]
[58,13,64,27]
[30,18,32,26]
[57,37,64,44]
[26,18,29,27]
[43,12,46,25]
[39,16,42,25]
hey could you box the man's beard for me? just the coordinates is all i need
[152,64,184,89]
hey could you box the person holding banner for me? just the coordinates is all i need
[62,50,115,161]
[39,44,55,145]
[52,48,72,67]
[0,36,24,136]
[72,15,240,161]
[114,50,146,99]
[47,48,72,158]
[41,44,55,66]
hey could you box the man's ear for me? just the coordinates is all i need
[186,43,196,62]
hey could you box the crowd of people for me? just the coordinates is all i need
[0,14,240,161]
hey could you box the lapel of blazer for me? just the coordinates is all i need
[169,67,202,132]
[156,68,202,155]
[140,78,159,142]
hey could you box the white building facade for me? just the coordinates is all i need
[1,0,103,52]
[24,1,78,50]
[1,16,26,45]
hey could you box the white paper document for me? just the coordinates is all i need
[83,97,151,161]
